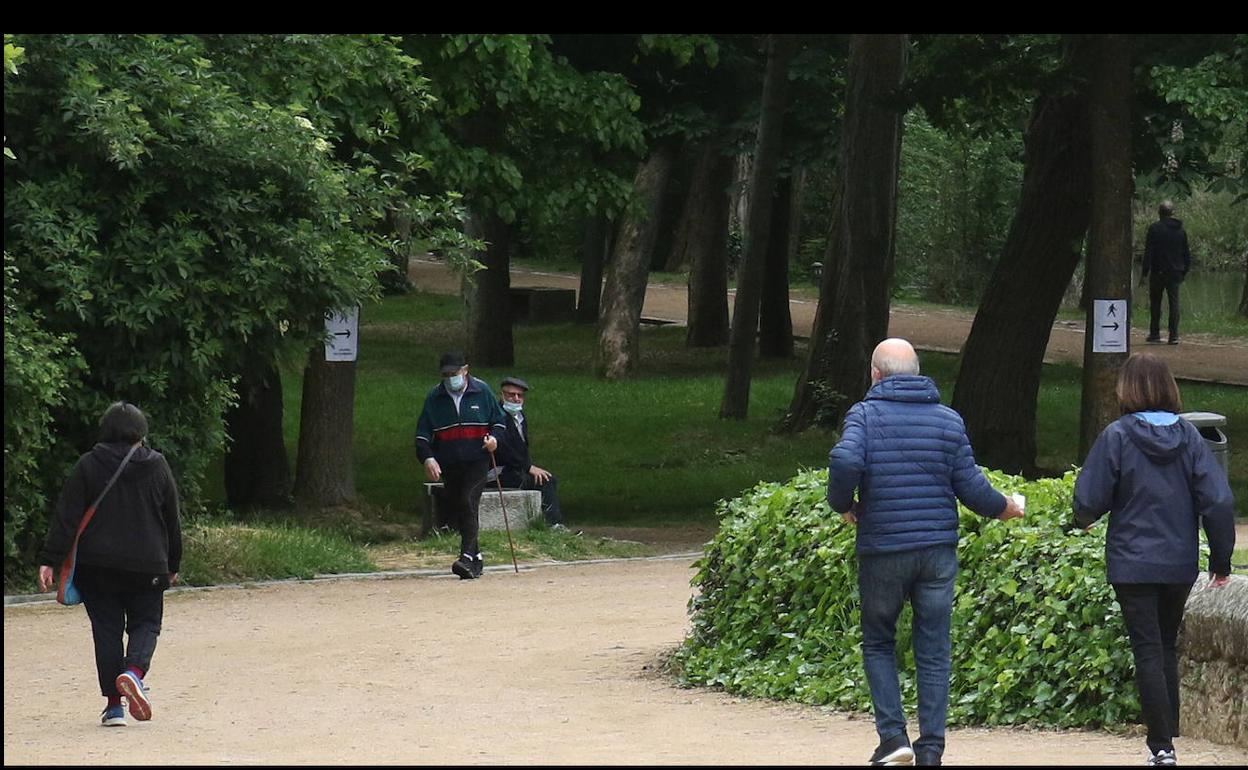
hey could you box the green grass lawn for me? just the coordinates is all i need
[202,288,1243,550]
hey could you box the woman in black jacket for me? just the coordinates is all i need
[37,402,182,727]
[1073,354,1235,766]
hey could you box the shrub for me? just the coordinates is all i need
[674,467,1177,728]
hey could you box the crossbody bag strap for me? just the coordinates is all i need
[73,442,143,538]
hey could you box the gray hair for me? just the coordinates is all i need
[871,338,920,378]
[1159,200,1175,217]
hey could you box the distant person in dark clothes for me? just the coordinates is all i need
[416,351,507,579]
[1143,200,1192,345]
[37,402,182,727]
[1074,353,1235,767]
[493,376,565,529]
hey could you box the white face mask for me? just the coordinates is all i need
[502,401,523,415]
[444,374,466,392]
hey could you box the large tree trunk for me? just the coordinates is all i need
[463,210,514,366]
[778,35,907,428]
[951,38,1096,475]
[1079,35,1133,459]
[293,346,357,508]
[683,144,733,347]
[720,35,799,419]
[596,142,679,379]
[224,359,292,509]
[759,174,795,358]
[576,213,609,324]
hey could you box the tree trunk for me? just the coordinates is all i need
[1239,250,1247,316]
[777,35,907,428]
[379,211,413,296]
[951,38,1096,475]
[576,213,609,324]
[720,35,799,419]
[224,359,292,509]
[293,346,357,508]
[1079,35,1133,459]
[759,174,795,358]
[463,210,514,366]
[780,177,844,431]
[684,145,733,347]
[595,142,679,379]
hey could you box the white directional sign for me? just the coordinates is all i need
[1092,299,1128,353]
[325,306,359,362]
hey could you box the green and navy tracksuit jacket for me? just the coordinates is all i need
[415,377,508,466]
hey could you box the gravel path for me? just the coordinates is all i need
[6,558,1246,765]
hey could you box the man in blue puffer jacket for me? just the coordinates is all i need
[828,338,1023,766]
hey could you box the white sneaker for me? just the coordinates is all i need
[1147,749,1177,766]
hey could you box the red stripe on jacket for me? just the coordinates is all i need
[435,425,490,442]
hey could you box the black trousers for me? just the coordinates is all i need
[1148,271,1183,339]
[76,565,165,698]
[440,459,489,558]
[1113,582,1193,753]
[500,468,563,525]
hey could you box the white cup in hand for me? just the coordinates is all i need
[1010,493,1026,512]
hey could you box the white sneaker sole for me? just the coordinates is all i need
[874,747,915,766]
[101,716,126,727]
[115,673,152,721]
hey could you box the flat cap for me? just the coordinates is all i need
[500,376,530,391]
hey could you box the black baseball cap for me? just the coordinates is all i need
[439,351,466,374]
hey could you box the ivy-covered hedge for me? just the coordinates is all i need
[675,468,1173,728]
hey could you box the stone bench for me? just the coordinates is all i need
[421,482,541,535]
[1179,573,1248,748]
[509,287,576,324]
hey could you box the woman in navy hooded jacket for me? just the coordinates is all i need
[1074,353,1235,767]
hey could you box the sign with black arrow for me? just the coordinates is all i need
[1093,299,1128,353]
[325,306,359,362]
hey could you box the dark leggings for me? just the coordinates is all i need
[77,565,165,697]
[1113,582,1192,753]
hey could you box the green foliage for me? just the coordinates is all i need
[675,468,1176,728]
[894,111,1023,303]
[3,34,401,573]
[3,252,84,582]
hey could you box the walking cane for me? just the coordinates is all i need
[488,451,521,574]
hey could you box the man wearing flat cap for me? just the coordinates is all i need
[415,351,508,579]
[494,376,565,529]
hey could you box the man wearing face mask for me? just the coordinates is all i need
[416,351,508,579]
[493,376,565,529]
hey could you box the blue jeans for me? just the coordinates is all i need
[858,545,957,759]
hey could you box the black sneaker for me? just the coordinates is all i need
[1167,337,1179,345]
[1147,748,1177,766]
[915,752,941,766]
[471,555,484,578]
[870,734,915,766]
[1145,335,1162,343]
[451,556,475,580]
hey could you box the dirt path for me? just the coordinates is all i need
[6,558,1246,766]
[409,258,1248,386]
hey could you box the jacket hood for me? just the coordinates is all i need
[89,442,164,477]
[865,374,941,404]
[1161,217,1184,230]
[1119,414,1187,464]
